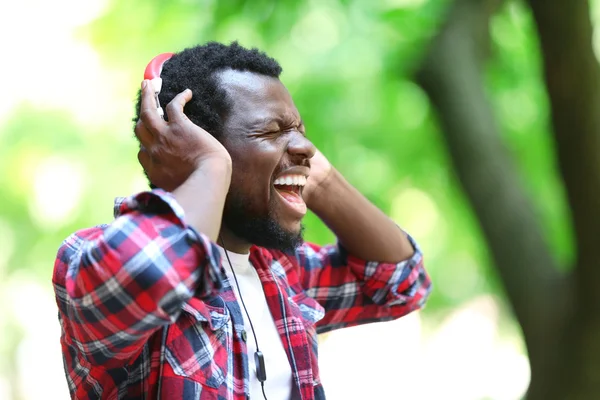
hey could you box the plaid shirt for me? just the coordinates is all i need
[53,190,431,400]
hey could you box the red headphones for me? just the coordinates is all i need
[143,52,174,118]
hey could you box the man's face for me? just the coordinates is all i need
[218,70,316,252]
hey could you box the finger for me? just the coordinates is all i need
[165,88,193,124]
[139,79,166,132]
[135,118,154,147]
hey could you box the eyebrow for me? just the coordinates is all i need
[248,116,303,130]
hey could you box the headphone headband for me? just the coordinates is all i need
[144,52,174,81]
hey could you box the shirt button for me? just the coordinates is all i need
[241,330,247,342]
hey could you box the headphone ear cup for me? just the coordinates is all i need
[144,52,175,81]
[143,53,174,118]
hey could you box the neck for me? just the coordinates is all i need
[218,225,252,254]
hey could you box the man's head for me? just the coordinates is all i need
[134,42,316,253]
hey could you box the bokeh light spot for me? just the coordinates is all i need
[391,187,441,239]
[29,156,86,230]
[291,6,344,54]
[396,80,430,130]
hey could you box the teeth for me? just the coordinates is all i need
[274,174,307,186]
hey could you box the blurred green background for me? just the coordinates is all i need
[1,0,597,399]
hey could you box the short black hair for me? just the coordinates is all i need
[134,41,282,139]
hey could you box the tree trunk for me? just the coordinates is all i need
[412,0,600,397]
[526,0,600,398]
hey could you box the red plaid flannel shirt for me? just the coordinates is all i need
[53,190,431,399]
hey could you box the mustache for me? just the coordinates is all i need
[274,159,311,176]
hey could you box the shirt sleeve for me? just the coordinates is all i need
[293,233,432,334]
[52,190,223,368]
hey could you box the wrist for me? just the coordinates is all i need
[174,157,232,241]
[194,156,232,181]
[306,167,340,212]
[175,157,232,197]
[197,152,232,171]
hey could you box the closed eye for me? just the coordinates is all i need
[254,121,305,138]
[283,123,306,136]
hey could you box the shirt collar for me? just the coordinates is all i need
[113,197,126,218]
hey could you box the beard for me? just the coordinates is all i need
[222,189,304,254]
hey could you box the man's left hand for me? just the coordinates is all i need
[303,149,334,209]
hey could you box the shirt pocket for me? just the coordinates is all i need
[288,291,325,327]
[165,300,231,389]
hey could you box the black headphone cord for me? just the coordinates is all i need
[219,236,268,400]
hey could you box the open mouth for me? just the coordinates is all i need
[273,174,307,216]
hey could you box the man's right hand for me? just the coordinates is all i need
[135,80,231,192]
[135,80,231,241]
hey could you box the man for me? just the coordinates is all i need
[53,41,431,400]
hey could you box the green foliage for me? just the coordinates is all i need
[1,0,574,316]
[487,1,574,270]
[0,2,578,395]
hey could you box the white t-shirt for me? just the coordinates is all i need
[217,245,293,400]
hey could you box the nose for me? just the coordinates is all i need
[287,132,316,160]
